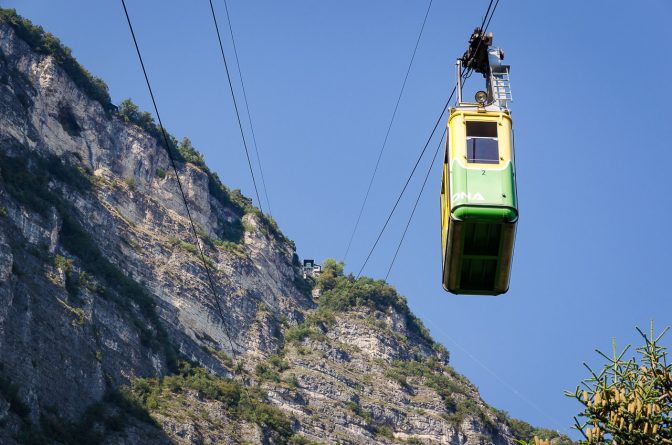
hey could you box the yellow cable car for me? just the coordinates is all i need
[440,31,518,295]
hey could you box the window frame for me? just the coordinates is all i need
[465,121,500,165]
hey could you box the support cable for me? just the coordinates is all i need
[385,129,445,280]
[221,0,272,215]
[480,0,495,36]
[208,0,264,213]
[343,0,434,263]
[483,0,500,33]
[462,0,498,79]
[424,318,560,428]
[363,0,502,278]
[356,89,453,278]
[120,0,235,352]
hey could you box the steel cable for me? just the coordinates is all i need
[385,129,446,280]
[356,89,453,278]
[120,0,235,352]
[343,0,434,263]
[360,0,503,278]
[208,0,264,213]
[221,0,272,215]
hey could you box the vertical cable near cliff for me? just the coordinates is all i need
[120,0,236,353]
[342,0,434,264]
[208,0,264,214]
[220,0,273,216]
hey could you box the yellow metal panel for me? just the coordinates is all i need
[447,110,513,170]
[440,144,450,265]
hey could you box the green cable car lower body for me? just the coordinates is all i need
[443,203,517,295]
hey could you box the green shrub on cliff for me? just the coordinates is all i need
[315,259,435,348]
[116,98,293,246]
[127,361,295,443]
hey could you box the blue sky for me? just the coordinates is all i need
[6,0,672,438]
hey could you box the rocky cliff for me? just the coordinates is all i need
[0,10,571,445]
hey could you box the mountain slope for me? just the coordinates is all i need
[0,9,571,445]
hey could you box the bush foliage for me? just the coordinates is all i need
[117,98,295,245]
[506,414,574,445]
[126,360,295,443]
[314,259,436,348]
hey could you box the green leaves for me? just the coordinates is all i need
[568,324,672,445]
[314,260,435,347]
[126,361,295,443]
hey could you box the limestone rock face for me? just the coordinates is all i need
[0,17,309,424]
[0,18,556,445]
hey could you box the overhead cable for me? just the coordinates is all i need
[385,129,445,280]
[366,0,503,278]
[356,90,453,278]
[483,0,500,32]
[343,0,434,263]
[462,0,498,80]
[221,0,273,215]
[120,0,235,351]
[208,0,264,213]
[480,0,495,35]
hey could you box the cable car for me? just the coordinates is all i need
[440,31,518,295]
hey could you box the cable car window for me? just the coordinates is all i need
[466,138,499,164]
[466,121,499,164]
[466,121,497,138]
